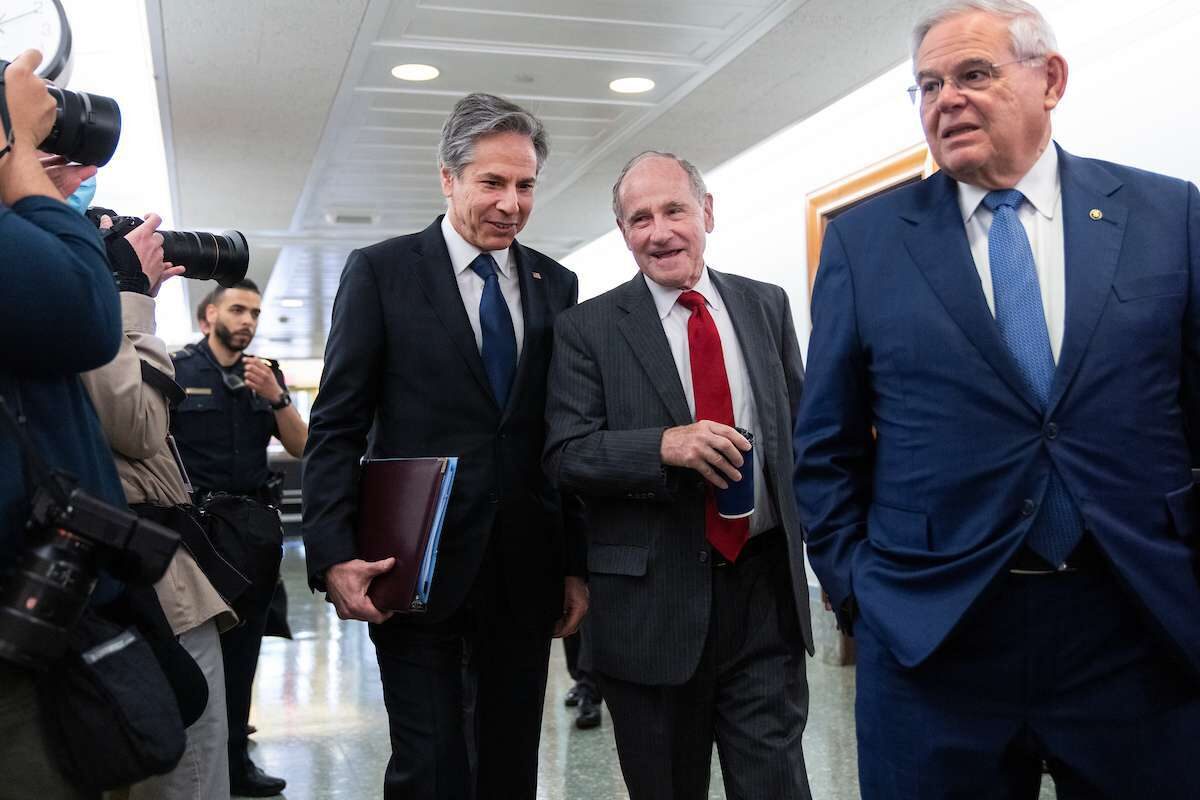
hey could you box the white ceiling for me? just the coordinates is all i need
[148,0,939,357]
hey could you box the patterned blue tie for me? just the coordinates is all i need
[984,189,1083,566]
[469,253,517,408]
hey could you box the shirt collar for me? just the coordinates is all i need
[195,338,240,371]
[957,142,1060,224]
[643,265,722,320]
[441,214,513,279]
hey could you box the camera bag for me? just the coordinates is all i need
[195,492,284,617]
[37,609,186,790]
[100,582,210,728]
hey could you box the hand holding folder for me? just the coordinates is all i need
[324,556,396,624]
[354,457,458,614]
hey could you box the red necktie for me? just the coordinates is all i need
[677,290,749,562]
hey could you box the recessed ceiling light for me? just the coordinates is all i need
[280,299,305,308]
[392,63,440,81]
[609,77,655,94]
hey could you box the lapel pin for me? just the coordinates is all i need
[1089,209,1103,221]
[531,271,542,280]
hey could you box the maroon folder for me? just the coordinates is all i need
[355,457,455,613]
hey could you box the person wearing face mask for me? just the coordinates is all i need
[170,280,307,797]
[0,49,123,800]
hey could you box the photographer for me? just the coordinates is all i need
[172,280,307,797]
[80,209,239,800]
[0,50,124,799]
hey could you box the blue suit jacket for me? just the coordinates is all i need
[795,146,1200,670]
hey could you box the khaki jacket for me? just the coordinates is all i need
[81,292,235,635]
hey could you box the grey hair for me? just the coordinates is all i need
[611,150,708,220]
[911,0,1058,61]
[437,93,549,176]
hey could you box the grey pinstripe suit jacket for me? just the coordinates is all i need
[544,269,814,685]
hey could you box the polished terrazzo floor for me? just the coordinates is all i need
[244,542,1055,799]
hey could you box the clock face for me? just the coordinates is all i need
[0,0,72,82]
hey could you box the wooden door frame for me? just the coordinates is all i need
[805,144,937,297]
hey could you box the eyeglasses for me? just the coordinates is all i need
[907,57,1041,106]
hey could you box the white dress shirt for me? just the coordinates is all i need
[644,267,776,535]
[958,143,1066,362]
[441,214,524,358]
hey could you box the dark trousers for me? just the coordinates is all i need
[855,559,1200,799]
[0,665,95,800]
[597,532,811,800]
[563,631,601,701]
[370,556,552,800]
[222,570,278,773]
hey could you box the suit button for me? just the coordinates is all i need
[646,492,656,499]
[1021,499,1037,517]
[1044,422,1059,440]
[698,550,709,564]
[488,492,499,504]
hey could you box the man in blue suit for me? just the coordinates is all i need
[794,1,1200,797]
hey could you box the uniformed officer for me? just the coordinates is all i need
[171,278,307,798]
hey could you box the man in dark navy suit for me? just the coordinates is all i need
[302,93,587,800]
[795,2,1200,797]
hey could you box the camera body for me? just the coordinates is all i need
[0,471,179,670]
[85,206,250,287]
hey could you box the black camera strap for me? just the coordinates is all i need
[0,393,73,510]
[0,60,16,161]
[139,361,186,410]
[135,361,193,493]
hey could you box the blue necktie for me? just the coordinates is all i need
[469,253,517,408]
[984,189,1083,566]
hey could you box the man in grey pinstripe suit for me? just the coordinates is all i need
[544,151,813,800]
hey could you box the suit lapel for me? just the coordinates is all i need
[708,270,781,456]
[616,275,692,426]
[902,172,1044,414]
[500,242,547,422]
[406,218,495,403]
[1046,149,1127,416]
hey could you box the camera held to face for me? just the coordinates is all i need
[85,206,250,287]
[0,59,122,167]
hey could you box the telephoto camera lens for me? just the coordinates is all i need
[40,86,122,167]
[161,229,250,287]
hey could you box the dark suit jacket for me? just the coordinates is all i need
[544,270,814,686]
[795,146,1200,671]
[302,216,582,632]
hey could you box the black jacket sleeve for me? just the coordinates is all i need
[0,196,120,374]
[300,249,385,589]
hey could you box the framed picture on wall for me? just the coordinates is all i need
[805,144,937,297]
